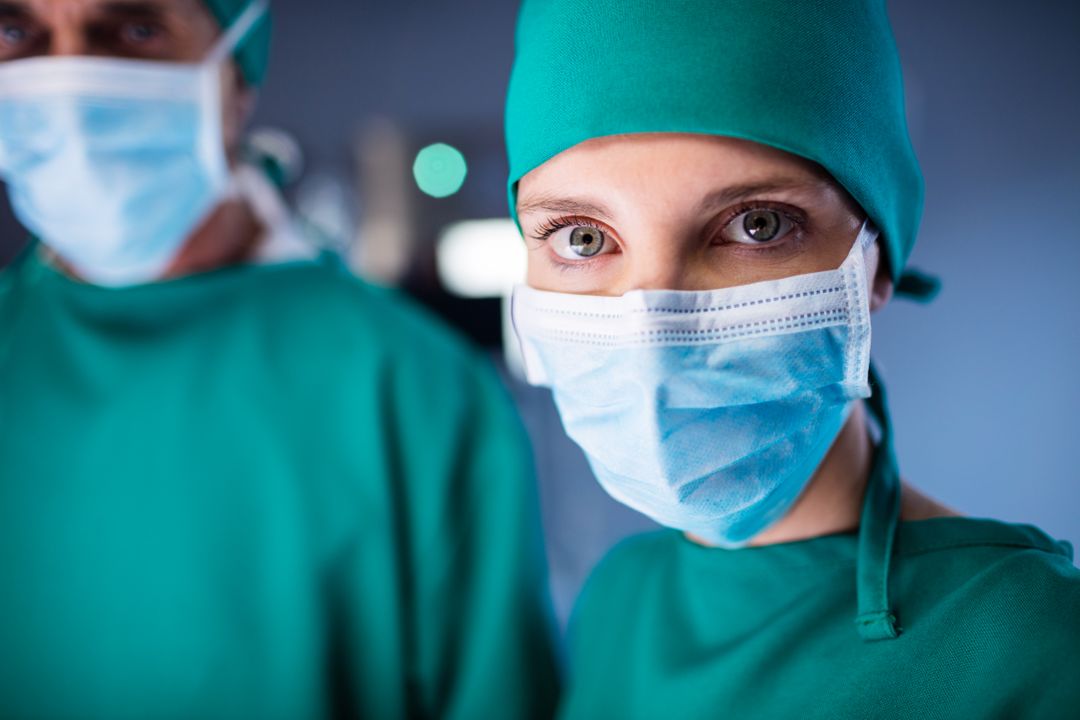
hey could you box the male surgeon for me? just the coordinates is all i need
[0,1,558,718]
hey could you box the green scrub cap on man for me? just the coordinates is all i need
[202,0,272,86]
[505,0,925,288]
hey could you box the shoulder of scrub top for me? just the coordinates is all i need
[236,258,494,383]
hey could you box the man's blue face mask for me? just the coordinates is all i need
[512,222,879,547]
[0,0,266,287]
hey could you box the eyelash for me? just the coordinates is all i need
[714,201,808,252]
[530,202,807,253]
[531,215,609,243]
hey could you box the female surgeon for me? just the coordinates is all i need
[505,0,1080,717]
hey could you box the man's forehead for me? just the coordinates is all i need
[0,0,209,19]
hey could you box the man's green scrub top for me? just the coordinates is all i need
[561,508,1080,718]
[0,249,558,719]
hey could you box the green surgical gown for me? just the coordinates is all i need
[0,248,559,719]
[561,513,1080,718]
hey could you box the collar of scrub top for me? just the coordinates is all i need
[855,362,904,641]
[0,158,316,369]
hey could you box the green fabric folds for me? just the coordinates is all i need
[505,0,924,284]
[202,0,271,86]
[0,249,559,718]
[561,519,1080,719]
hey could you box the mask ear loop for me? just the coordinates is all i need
[856,219,879,252]
[205,0,269,67]
[193,0,269,223]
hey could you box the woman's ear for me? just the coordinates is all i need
[869,240,894,312]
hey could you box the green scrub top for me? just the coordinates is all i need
[563,520,1080,719]
[0,248,559,719]
[560,382,1080,719]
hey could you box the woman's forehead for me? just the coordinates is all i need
[518,133,839,214]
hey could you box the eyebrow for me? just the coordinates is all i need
[0,2,32,20]
[695,177,829,213]
[516,194,615,220]
[517,176,828,221]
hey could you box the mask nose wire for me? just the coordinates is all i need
[205,0,269,67]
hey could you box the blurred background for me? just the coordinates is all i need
[1,0,1077,629]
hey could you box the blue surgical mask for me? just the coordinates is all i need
[512,222,878,547]
[0,0,267,287]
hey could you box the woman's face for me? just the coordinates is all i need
[517,133,892,307]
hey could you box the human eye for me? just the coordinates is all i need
[117,19,170,52]
[0,16,44,59]
[0,21,26,46]
[88,13,173,59]
[534,220,619,262]
[122,20,165,44]
[718,207,798,246]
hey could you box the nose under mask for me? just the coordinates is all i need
[512,221,878,546]
[0,0,267,287]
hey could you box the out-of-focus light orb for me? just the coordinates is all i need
[436,219,525,298]
[413,143,468,198]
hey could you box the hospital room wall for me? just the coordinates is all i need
[0,0,1076,625]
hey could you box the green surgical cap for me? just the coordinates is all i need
[202,0,272,86]
[505,0,924,286]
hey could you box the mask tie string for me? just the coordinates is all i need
[854,361,903,641]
